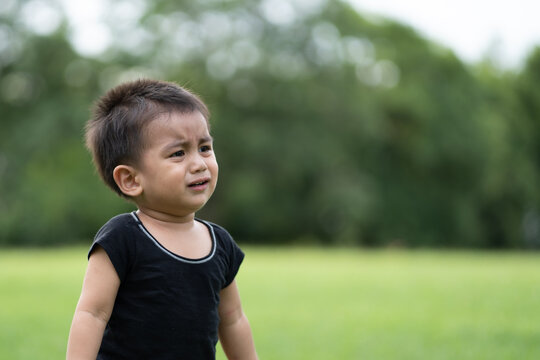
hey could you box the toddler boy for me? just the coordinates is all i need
[67,79,257,359]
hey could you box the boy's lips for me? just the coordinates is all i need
[188,177,211,188]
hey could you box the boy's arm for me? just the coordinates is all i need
[218,280,258,360]
[66,246,120,360]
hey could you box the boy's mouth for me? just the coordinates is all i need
[188,178,210,187]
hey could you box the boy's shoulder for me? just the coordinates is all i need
[198,218,233,241]
[198,219,243,254]
[94,212,139,239]
[199,218,226,232]
[105,212,136,224]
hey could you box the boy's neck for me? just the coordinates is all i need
[135,208,212,259]
[136,208,196,229]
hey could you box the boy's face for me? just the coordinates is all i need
[133,110,218,218]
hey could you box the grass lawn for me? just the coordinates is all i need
[1,246,539,359]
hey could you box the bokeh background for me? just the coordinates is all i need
[1,0,540,249]
[3,1,540,359]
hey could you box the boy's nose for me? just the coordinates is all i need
[189,154,208,173]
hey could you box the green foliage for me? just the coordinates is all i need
[1,0,539,247]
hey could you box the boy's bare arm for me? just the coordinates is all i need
[67,246,120,360]
[218,280,258,360]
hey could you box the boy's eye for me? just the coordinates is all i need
[170,150,185,157]
[200,145,212,153]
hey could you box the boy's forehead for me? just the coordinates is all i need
[143,110,210,141]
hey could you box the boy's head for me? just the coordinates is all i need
[85,79,210,197]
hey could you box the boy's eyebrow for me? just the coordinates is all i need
[162,136,214,152]
[200,135,214,144]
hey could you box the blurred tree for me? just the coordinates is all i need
[0,0,539,248]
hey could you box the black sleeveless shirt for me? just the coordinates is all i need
[89,212,244,360]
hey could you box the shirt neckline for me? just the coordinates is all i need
[130,211,217,264]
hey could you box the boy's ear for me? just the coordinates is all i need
[113,165,143,197]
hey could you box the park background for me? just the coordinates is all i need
[1,0,540,358]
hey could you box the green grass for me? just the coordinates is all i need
[1,247,539,359]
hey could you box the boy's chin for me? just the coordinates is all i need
[178,199,212,216]
[138,202,209,219]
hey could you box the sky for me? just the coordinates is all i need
[13,0,540,69]
[347,0,540,69]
